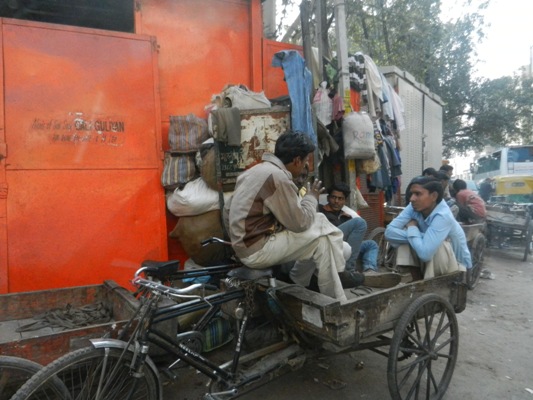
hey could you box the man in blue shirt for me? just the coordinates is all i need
[385,176,471,280]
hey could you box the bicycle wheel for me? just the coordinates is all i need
[368,227,396,270]
[11,346,161,400]
[0,356,43,399]
[387,294,459,400]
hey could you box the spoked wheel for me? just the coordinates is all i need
[522,221,533,262]
[0,356,43,399]
[368,227,396,271]
[467,233,486,289]
[10,346,161,400]
[387,294,459,400]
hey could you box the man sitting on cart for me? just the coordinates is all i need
[385,176,472,280]
[319,183,380,275]
[452,179,487,224]
[226,131,350,302]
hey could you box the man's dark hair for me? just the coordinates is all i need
[435,171,450,181]
[328,182,351,198]
[452,179,467,193]
[422,167,437,177]
[274,131,315,164]
[407,176,444,203]
[439,164,454,173]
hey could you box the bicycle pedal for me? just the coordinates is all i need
[162,368,179,381]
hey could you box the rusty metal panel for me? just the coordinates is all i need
[218,107,290,190]
[0,281,139,365]
[2,20,166,293]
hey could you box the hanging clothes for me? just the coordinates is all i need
[272,50,316,143]
[388,83,406,132]
[380,73,394,120]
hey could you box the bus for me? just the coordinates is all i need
[471,145,533,181]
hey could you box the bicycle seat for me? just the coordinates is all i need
[227,266,273,280]
[140,260,180,279]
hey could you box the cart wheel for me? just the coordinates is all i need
[368,227,396,271]
[387,294,459,400]
[467,233,485,289]
[522,221,533,262]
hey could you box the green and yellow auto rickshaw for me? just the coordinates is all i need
[485,175,533,260]
[489,175,533,204]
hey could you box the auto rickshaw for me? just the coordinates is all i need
[485,175,533,260]
[488,175,533,204]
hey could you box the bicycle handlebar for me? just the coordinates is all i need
[132,277,203,299]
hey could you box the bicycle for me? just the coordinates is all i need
[0,356,43,399]
[10,238,308,400]
[11,238,468,400]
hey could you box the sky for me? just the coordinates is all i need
[275,0,531,175]
[446,0,533,79]
[277,0,533,80]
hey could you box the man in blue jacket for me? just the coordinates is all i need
[385,176,471,280]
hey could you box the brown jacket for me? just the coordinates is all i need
[227,153,318,258]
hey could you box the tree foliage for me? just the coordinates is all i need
[276,0,533,156]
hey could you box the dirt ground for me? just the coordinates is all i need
[164,247,533,400]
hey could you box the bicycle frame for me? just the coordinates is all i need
[90,261,299,399]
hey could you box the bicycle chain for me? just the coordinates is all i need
[224,277,257,314]
[241,280,256,314]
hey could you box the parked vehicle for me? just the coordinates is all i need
[11,238,467,400]
[489,175,533,204]
[472,145,533,181]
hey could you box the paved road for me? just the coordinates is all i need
[163,248,533,400]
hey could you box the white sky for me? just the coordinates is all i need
[445,0,533,79]
[276,1,531,174]
[277,0,533,79]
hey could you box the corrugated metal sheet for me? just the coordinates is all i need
[397,77,424,188]
[423,96,443,171]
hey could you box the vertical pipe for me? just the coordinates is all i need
[334,0,358,208]
[315,0,325,83]
[300,0,313,79]
[262,0,276,40]
[334,0,351,114]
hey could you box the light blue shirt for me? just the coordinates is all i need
[385,200,472,268]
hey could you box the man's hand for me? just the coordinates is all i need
[307,179,325,200]
[406,219,418,228]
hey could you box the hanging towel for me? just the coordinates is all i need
[210,107,242,146]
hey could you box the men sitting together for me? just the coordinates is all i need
[225,130,399,303]
[225,131,470,302]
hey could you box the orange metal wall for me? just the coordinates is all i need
[135,0,264,260]
[262,39,303,99]
[0,19,166,292]
[0,0,283,292]
[136,0,262,143]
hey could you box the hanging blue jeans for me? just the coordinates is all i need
[272,50,316,143]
